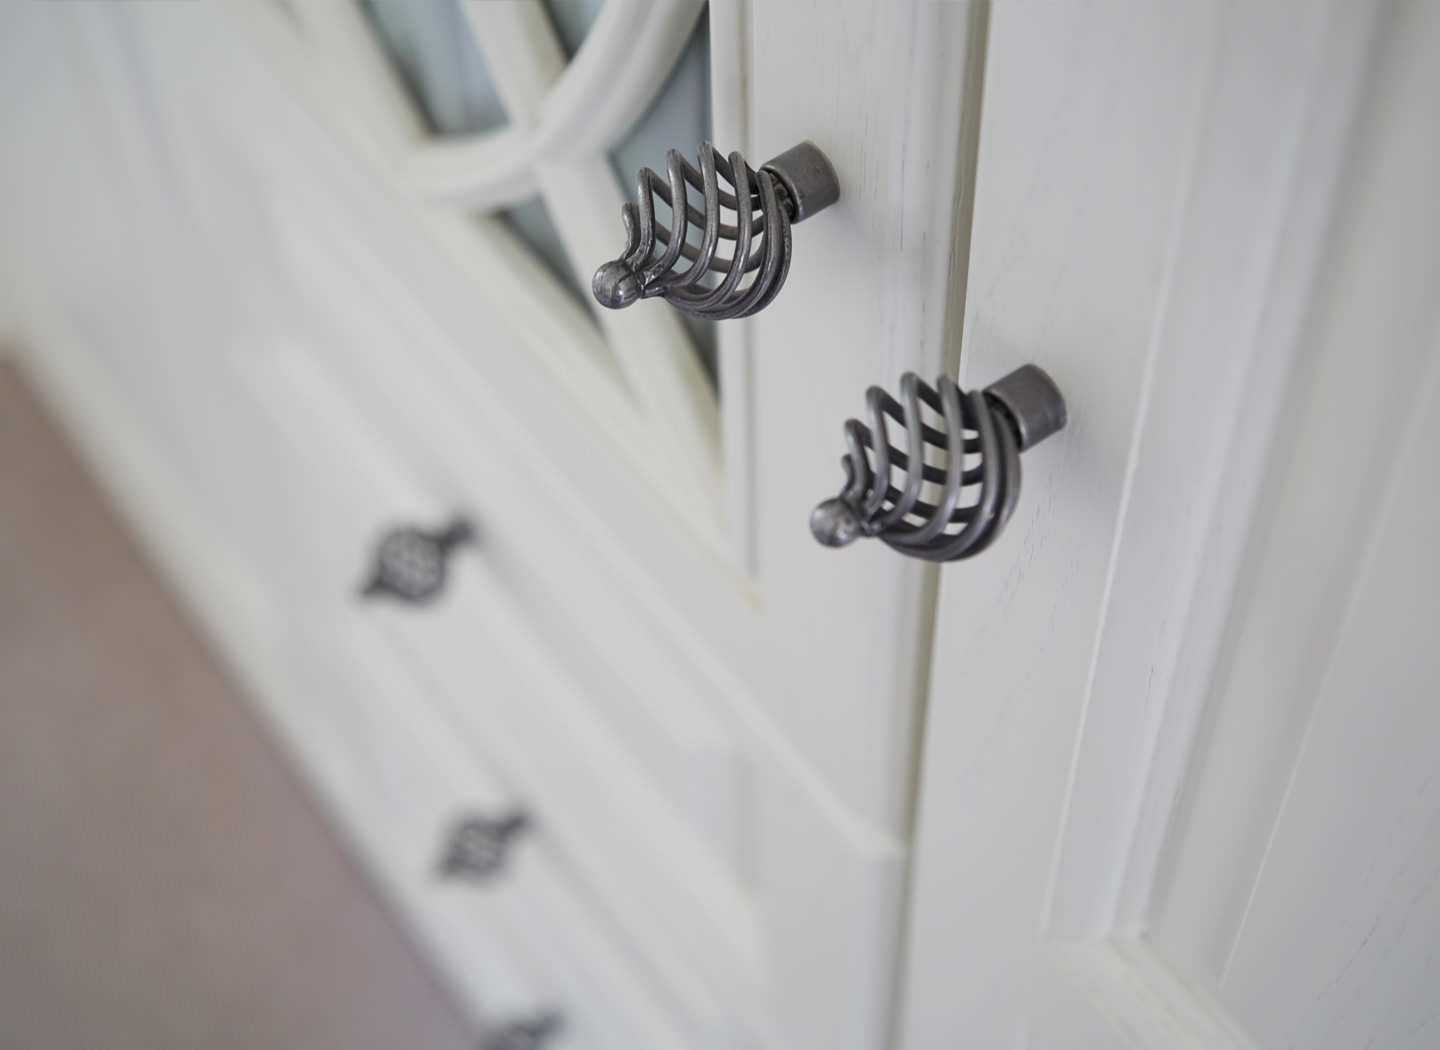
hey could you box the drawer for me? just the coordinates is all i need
[17,288,711,1048]
[287,615,697,1050]
[233,349,766,1044]
[262,173,755,884]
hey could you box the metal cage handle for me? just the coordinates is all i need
[811,365,1067,562]
[592,140,840,321]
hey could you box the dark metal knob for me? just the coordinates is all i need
[437,810,530,883]
[482,1010,564,1050]
[360,517,474,605]
[593,140,840,320]
[811,364,1066,562]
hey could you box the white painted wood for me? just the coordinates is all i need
[248,340,762,1033]
[229,5,989,1046]
[406,0,707,207]
[228,0,723,531]
[37,1,1433,1047]
[12,297,697,1050]
[537,158,722,504]
[0,288,13,353]
[239,346,737,1048]
[537,0,704,158]
[1216,348,1440,1050]
[744,0,987,833]
[457,0,564,126]
[708,0,758,569]
[450,0,723,515]
[901,1,1440,1048]
[1148,6,1440,1032]
[1053,937,1259,1050]
[0,3,993,1048]
[1045,0,1379,941]
[731,5,994,1046]
[899,0,1232,1039]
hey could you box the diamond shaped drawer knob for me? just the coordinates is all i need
[360,517,475,605]
[437,810,530,883]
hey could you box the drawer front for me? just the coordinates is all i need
[290,616,697,1050]
[265,178,755,896]
[233,349,762,1045]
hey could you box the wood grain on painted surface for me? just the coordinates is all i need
[1149,7,1440,1046]
[901,0,1224,1040]
[1222,352,1440,1050]
[897,0,1394,1046]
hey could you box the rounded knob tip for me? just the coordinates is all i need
[810,497,863,548]
[591,260,642,309]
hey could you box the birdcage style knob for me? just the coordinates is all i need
[811,364,1067,562]
[593,140,840,321]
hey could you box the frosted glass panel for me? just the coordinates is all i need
[495,197,588,305]
[360,0,506,135]
[542,0,606,58]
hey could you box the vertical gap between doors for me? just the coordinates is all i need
[935,2,989,383]
[886,1,991,1046]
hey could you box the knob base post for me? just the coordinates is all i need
[761,140,840,222]
[982,364,1067,451]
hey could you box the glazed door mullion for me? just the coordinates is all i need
[728,2,993,1047]
[454,1,722,510]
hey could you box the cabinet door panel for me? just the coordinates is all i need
[899,0,1438,1047]
[0,1,993,1046]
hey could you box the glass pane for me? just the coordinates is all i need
[541,0,606,59]
[360,0,507,135]
[495,196,590,307]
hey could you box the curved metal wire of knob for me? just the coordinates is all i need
[592,140,839,320]
[360,517,474,605]
[437,810,530,883]
[811,364,1067,562]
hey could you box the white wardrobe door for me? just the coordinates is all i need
[896,0,1438,1047]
